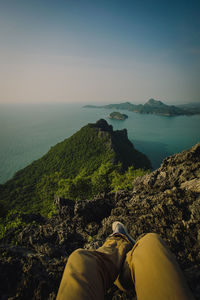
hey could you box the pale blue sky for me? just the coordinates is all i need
[0,0,199,104]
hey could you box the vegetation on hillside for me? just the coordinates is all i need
[0,163,149,240]
[0,120,151,240]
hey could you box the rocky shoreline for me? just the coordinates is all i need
[0,143,200,299]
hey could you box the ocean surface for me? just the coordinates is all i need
[0,103,200,184]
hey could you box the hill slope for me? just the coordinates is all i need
[0,143,199,299]
[0,119,151,216]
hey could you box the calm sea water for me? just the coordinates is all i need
[0,103,200,184]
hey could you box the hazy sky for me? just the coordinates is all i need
[0,0,199,104]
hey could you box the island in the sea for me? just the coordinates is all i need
[83,98,200,116]
[109,111,128,120]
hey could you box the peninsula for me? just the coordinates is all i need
[84,98,200,116]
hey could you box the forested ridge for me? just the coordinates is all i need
[0,119,151,239]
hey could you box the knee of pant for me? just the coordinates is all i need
[68,248,87,262]
[145,233,160,239]
[139,233,161,246]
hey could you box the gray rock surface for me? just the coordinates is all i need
[0,143,200,299]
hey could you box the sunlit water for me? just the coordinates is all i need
[0,103,200,183]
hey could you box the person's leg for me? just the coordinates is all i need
[56,235,132,300]
[123,233,194,300]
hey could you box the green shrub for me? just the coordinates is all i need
[0,210,26,240]
[110,166,149,192]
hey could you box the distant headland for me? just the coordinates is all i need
[84,99,200,116]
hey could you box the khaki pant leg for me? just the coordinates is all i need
[126,233,194,300]
[56,235,132,300]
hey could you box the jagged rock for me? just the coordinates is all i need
[54,197,74,219]
[181,179,200,192]
[20,213,45,224]
[74,197,114,223]
[93,119,113,132]
[54,196,74,209]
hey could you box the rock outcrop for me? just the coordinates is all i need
[0,143,200,299]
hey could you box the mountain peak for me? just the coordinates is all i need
[92,119,113,132]
[145,98,164,106]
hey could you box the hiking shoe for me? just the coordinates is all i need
[112,221,135,245]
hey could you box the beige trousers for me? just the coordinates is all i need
[56,233,194,300]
